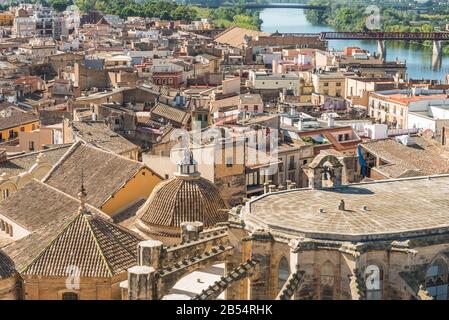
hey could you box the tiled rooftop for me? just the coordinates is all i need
[151,102,190,125]
[43,142,145,208]
[0,179,106,232]
[214,26,269,48]
[374,92,448,105]
[0,144,71,177]
[70,121,138,155]
[0,112,38,131]
[361,139,449,178]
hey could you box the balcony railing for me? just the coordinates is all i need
[388,128,419,136]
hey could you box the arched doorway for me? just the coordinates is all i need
[62,292,79,300]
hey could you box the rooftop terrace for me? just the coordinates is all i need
[243,175,449,242]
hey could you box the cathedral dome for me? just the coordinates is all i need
[136,151,228,243]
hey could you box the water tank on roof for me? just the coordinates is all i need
[365,124,388,140]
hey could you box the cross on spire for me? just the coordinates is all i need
[78,168,88,214]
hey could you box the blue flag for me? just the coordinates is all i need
[358,145,367,177]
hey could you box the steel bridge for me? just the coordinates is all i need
[319,32,449,41]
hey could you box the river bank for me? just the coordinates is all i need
[193,6,262,30]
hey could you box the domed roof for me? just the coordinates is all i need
[137,176,228,229]
[136,150,228,236]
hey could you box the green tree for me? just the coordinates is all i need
[49,0,71,12]
[74,0,97,12]
[121,6,139,17]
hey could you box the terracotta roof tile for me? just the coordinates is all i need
[214,26,269,48]
[0,179,105,232]
[0,250,15,280]
[151,103,190,125]
[361,139,449,178]
[0,144,71,177]
[138,176,228,229]
[43,142,145,208]
[21,213,143,277]
[0,112,38,131]
[70,121,139,155]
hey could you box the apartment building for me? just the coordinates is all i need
[368,88,449,129]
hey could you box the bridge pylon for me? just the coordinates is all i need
[433,40,443,70]
[433,40,443,58]
[377,40,386,60]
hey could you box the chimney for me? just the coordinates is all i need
[263,182,269,194]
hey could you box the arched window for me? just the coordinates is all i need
[278,256,290,291]
[365,265,383,300]
[320,262,334,300]
[62,292,79,300]
[426,260,448,300]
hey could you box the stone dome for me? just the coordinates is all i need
[136,150,229,243]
